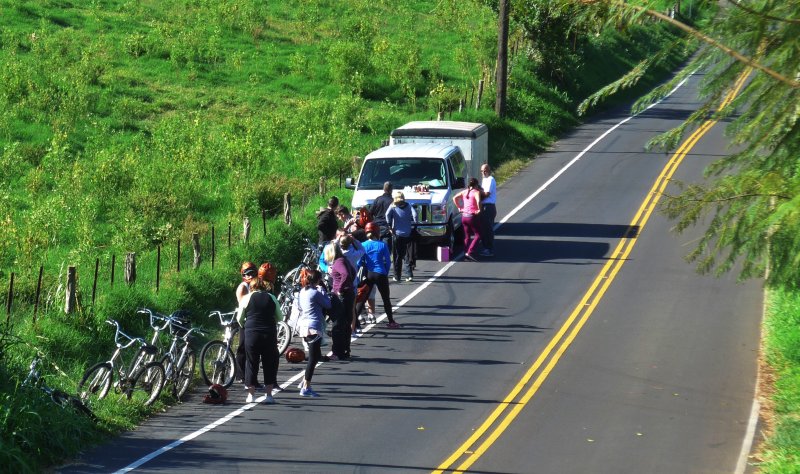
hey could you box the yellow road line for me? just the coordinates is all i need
[434,69,751,474]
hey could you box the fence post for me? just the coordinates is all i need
[177,239,181,273]
[262,209,267,237]
[319,176,326,196]
[5,272,14,325]
[284,192,292,226]
[33,266,43,324]
[156,245,161,293]
[211,226,216,270]
[227,222,232,248]
[243,217,251,244]
[125,253,136,285]
[459,97,464,113]
[65,266,76,314]
[192,233,201,269]
[111,254,116,286]
[91,258,99,305]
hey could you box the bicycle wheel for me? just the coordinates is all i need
[174,351,196,400]
[51,390,98,422]
[77,362,113,402]
[199,340,235,388]
[128,362,165,406]
[276,321,291,355]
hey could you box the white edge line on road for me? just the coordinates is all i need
[735,289,768,474]
[115,74,692,474]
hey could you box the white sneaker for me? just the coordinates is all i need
[245,393,254,404]
[263,394,275,404]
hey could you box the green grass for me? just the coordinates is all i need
[0,1,694,471]
[759,287,800,472]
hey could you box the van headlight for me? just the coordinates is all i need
[431,204,447,223]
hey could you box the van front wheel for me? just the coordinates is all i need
[445,219,456,251]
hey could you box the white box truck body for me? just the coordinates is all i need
[346,121,488,248]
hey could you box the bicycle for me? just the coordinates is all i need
[77,319,166,406]
[300,237,322,267]
[23,356,97,421]
[159,313,202,400]
[200,309,291,388]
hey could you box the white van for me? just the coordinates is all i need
[346,121,488,248]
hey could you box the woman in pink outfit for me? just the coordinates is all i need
[453,178,483,261]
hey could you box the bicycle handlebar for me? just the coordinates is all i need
[137,308,171,331]
[206,310,238,327]
[105,319,146,350]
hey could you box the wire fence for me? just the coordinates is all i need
[1,172,353,327]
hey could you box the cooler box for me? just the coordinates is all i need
[437,246,450,262]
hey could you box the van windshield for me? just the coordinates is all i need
[358,158,448,190]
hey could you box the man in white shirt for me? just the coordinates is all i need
[480,164,497,257]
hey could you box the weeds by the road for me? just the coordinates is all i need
[758,287,800,471]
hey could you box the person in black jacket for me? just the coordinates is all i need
[237,264,281,404]
[370,182,394,252]
[317,196,340,245]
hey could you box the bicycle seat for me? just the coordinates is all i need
[141,344,160,356]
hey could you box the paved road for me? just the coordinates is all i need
[59,73,762,474]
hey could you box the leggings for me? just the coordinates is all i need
[462,214,483,255]
[304,336,322,383]
[331,291,354,358]
[354,271,394,323]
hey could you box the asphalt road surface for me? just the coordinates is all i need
[58,72,763,474]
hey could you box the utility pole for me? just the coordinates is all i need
[495,0,510,118]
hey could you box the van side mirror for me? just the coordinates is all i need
[345,177,356,189]
[454,177,465,189]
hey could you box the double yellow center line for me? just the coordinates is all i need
[433,70,750,474]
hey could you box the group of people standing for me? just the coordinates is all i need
[234,164,498,403]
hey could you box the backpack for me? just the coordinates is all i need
[356,207,373,228]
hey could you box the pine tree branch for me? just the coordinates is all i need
[581,0,800,89]
[727,0,800,25]
[663,192,793,203]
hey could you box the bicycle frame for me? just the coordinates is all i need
[160,316,202,399]
[106,320,151,385]
[24,356,97,420]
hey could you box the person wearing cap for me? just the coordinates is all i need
[386,191,417,282]
[235,262,258,386]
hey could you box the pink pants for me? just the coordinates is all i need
[462,215,483,255]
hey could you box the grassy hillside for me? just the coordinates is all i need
[0,1,692,471]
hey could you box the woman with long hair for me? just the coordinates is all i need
[325,242,356,360]
[296,268,331,397]
[453,177,483,261]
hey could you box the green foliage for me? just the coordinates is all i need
[760,287,800,472]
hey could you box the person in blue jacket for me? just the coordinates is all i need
[386,191,417,282]
[354,222,400,328]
